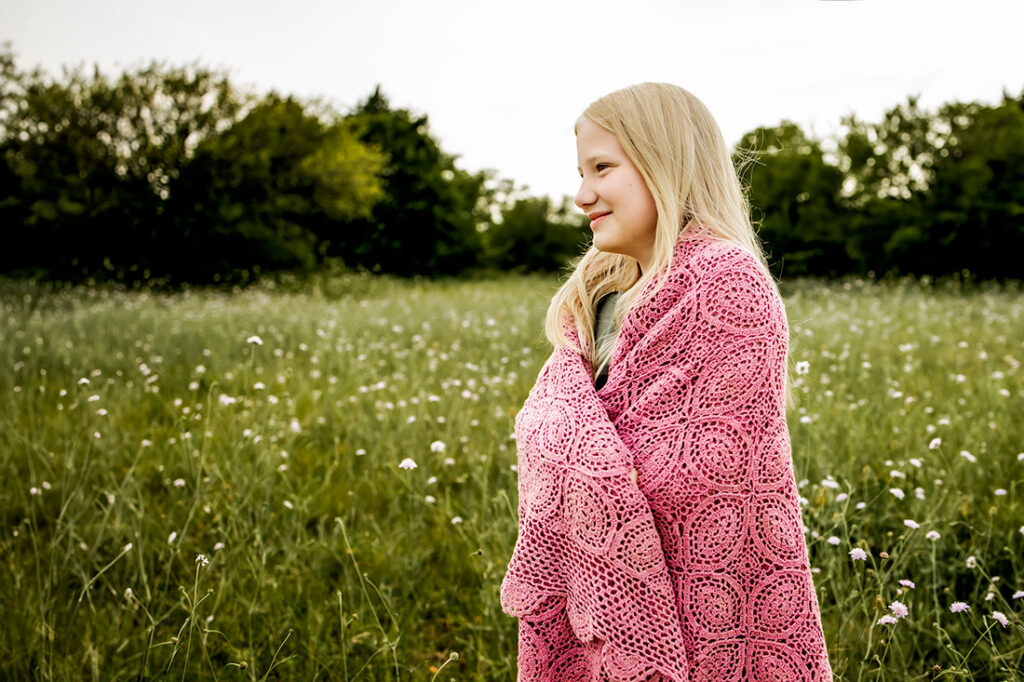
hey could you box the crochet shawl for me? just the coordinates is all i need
[500,232,832,681]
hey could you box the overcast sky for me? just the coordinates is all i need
[3,0,1022,203]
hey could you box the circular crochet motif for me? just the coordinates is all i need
[755,415,791,490]
[562,471,615,555]
[749,570,813,639]
[546,647,589,681]
[683,493,746,570]
[514,405,540,451]
[747,639,811,682]
[701,265,774,333]
[751,493,806,565]
[634,426,686,493]
[689,336,770,414]
[520,458,562,520]
[601,641,659,680]
[690,639,744,681]
[685,416,753,490]
[572,422,632,477]
[684,571,744,638]
[613,516,665,579]
[630,294,697,368]
[627,365,695,427]
[535,397,577,464]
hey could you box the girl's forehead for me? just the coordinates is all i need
[577,120,614,142]
[577,125,622,158]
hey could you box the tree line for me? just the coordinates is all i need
[1,45,1022,285]
[737,94,1024,280]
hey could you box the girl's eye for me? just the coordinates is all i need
[579,163,611,178]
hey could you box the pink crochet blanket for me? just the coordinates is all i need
[500,232,832,680]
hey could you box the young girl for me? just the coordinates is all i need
[501,83,833,680]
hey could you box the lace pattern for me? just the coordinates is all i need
[501,231,832,681]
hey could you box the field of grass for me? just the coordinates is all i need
[1,270,1022,680]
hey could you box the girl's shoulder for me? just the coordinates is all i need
[677,237,773,289]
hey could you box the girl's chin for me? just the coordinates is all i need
[592,236,617,253]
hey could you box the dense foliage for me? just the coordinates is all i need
[2,45,1022,283]
[738,94,1024,280]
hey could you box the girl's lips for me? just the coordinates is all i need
[590,213,610,228]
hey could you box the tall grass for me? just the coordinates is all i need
[1,272,1021,679]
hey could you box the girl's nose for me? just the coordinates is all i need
[575,180,595,210]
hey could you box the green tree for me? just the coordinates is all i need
[737,121,848,277]
[922,96,1024,279]
[0,47,242,281]
[0,47,387,284]
[342,86,488,276]
[834,93,1024,278]
[483,193,588,272]
[168,93,384,281]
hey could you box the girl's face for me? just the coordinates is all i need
[575,117,658,273]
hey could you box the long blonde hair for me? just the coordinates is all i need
[544,82,794,407]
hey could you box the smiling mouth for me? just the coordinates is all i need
[590,213,610,227]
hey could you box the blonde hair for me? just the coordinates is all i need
[544,82,794,408]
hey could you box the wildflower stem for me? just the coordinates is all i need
[336,516,399,679]
[75,542,134,606]
[337,589,348,680]
[958,612,998,676]
[930,539,942,651]
[259,628,292,682]
[430,651,459,681]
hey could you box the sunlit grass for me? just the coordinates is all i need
[1,271,1022,680]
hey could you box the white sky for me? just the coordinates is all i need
[3,0,1022,203]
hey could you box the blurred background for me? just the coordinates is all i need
[2,0,1022,285]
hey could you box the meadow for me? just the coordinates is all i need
[1,270,1022,680]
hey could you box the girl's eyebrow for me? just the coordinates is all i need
[576,153,613,173]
